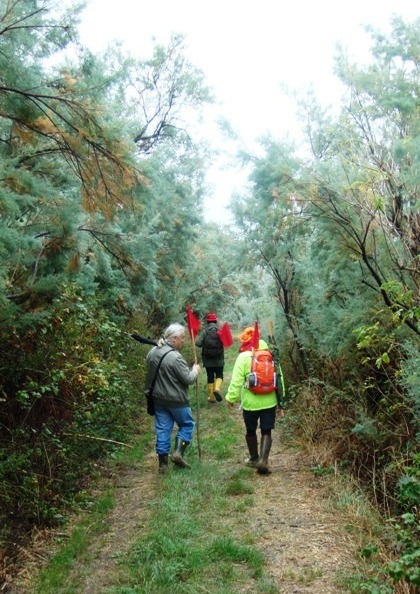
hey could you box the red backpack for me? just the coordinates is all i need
[246,349,278,395]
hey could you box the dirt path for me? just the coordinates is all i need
[7,409,359,594]
[247,437,357,593]
[75,450,161,593]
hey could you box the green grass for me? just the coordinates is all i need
[30,345,279,594]
[112,409,275,594]
[35,493,114,594]
[31,427,154,594]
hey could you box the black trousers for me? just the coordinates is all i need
[205,366,223,383]
[243,406,276,437]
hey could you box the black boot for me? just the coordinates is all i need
[245,435,259,467]
[170,437,191,469]
[158,454,169,474]
[256,435,272,475]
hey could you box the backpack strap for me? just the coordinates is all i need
[149,348,174,396]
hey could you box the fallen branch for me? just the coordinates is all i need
[62,433,132,448]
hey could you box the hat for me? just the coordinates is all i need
[238,327,254,342]
[207,312,217,322]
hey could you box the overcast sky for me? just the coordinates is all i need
[77,0,418,222]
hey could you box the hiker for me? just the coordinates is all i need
[145,323,200,474]
[225,326,279,475]
[195,312,225,403]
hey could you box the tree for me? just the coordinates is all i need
[0,0,140,314]
[231,138,310,375]
[231,17,420,527]
[0,3,214,324]
[0,2,215,547]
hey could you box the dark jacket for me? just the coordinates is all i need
[145,342,198,408]
[195,322,224,367]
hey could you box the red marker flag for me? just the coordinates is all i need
[251,320,260,350]
[186,305,201,339]
[218,322,233,348]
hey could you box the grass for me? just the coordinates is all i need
[325,473,399,594]
[35,493,115,594]
[29,343,279,594]
[109,377,277,594]
[26,340,396,593]
[30,426,154,594]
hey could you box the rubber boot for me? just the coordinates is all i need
[214,378,223,402]
[245,435,259,467]
[170,437,191,469]
[256,435,272,475]
[207,383,216,403]
[158,454,169,474]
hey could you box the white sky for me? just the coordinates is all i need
[77,0,418,222]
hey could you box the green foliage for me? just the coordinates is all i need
[399,341,420,427]
[0,285,147,544]
[397,462,420,510]
[345,576,393,594]
[380,456,420,588]
[0,0,215,557]
[311,464,335,477]
[0,0,213,330]
[386,512,420,586]
[351,419,379,442]
[231,19,419,593]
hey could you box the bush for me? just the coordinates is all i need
[0,285,148,547]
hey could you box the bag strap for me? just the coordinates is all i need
[149,348,174,394]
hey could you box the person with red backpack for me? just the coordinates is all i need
[225,325,281,474]
[195,312,225,403]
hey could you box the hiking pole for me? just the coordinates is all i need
[188,327,202,460]
[194,378,201,459]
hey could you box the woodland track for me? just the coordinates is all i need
[6,410,359,594]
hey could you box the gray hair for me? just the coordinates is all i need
[157,323,185,347]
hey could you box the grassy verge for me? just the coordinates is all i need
[35,493,115,594]
[30,426,154,594]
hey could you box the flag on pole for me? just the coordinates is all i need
[218,321,233,348]
[186,305,201,339]
[251,320,260,350]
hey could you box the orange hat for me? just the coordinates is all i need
[207,312,217,322]
[239,327,254,342]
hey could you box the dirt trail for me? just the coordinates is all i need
[76,451,161,593]
[7,410,359,594]
[247,438,357,593]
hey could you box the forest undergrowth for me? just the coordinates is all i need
[4,348,405,594]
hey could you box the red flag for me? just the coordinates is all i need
[186,305,201,339]
[218,322,233,348]
[251,320,260,350]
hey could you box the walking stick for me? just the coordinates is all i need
[189,328,202,459]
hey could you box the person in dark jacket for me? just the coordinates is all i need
[195,312,224,403]
[145,323,200,474]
